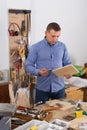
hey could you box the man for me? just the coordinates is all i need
[25,22,71,103]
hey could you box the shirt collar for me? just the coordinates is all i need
[44,37,57,46]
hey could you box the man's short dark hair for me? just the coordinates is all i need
[46,22,61,32]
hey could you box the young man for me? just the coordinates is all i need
[25,22,71,103]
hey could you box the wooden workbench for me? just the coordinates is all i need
[12,98,87,130]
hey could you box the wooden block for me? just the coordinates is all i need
[46,99,75,111]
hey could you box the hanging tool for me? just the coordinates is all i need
[21,12,27,37]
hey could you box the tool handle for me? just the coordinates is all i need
[44,106,61,112]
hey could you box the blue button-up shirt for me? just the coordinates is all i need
[25,38,71,92]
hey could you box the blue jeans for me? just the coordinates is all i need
[35,88,65,103]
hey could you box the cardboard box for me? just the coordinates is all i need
[65,86,84,101]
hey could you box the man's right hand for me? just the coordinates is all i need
[38,68,49,77]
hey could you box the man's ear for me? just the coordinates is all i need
[45,30,47,36]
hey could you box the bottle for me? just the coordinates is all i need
[83,63,87,78]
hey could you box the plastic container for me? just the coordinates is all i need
[0,117,11,130]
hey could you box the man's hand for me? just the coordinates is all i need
[64,74,72,79]
[38,68,50,77]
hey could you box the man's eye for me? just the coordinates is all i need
[52,36,55,38]
[52,36,59,38]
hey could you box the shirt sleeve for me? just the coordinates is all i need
[25,45,39,76]
[62,44,71,66]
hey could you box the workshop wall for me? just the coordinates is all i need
[0,0,31,70]
[31,0,87,66]
[0,1,9,70]
[0,0,87,70]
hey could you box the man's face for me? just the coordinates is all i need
[45,29,61,45]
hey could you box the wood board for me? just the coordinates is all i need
[52,64,79,77]
[46,99,75,111]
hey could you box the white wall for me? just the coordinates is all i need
[0,1,9,70]
[0,0,87,70]
[31,0,87,65]
[0,0,31,70]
